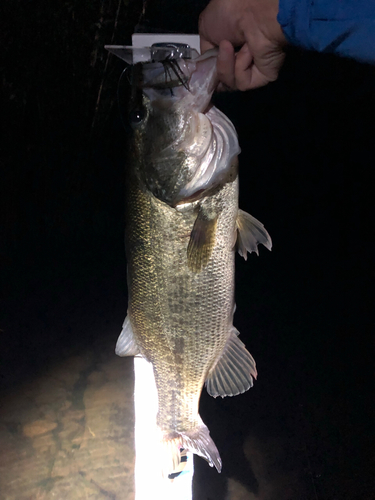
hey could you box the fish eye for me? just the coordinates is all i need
[129,106,146,126]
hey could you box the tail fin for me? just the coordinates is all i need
[160,418,222,477]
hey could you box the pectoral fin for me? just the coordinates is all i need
[115,314,140,357]
[187,206,218,273]
[205,327,257,398]
[236,209,272,260]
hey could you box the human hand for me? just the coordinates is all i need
[199,0,287,90]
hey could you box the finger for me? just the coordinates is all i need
[216,40,236,89]
[241,48,286,89]
[200,37,216,54]
[216,82,234,92]
[233,43,254,91]
[198,8,216,54]
[245,65,275,89]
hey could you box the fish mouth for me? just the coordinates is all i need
[139,49,219,113]
[141,59,191,92]
[188,49,219,95]
[106,44,219,112]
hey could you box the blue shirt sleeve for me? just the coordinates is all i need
[277,0,375,64]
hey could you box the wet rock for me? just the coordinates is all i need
[23,419,58,437]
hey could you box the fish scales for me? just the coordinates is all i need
[126,173,238,432]
[115,49,272,475]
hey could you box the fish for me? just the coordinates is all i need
[115,48,272,476]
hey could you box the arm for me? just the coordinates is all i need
[199,0,375,91]
[278,0,375,64]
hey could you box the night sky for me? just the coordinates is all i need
[1,1,374,498]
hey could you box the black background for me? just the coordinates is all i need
[1,0,374,498]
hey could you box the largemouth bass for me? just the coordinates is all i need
[115,48,272,475]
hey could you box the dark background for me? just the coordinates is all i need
[1,0,374,498]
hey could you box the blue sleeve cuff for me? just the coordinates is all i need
[277,0,375,64]
[277,0,314,50]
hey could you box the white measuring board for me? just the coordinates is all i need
[132,34,199,500]
[134,356,194,500]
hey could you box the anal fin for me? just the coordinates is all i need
[205,327,257,398]
[236,209,272,259]
[115,314,140,357]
